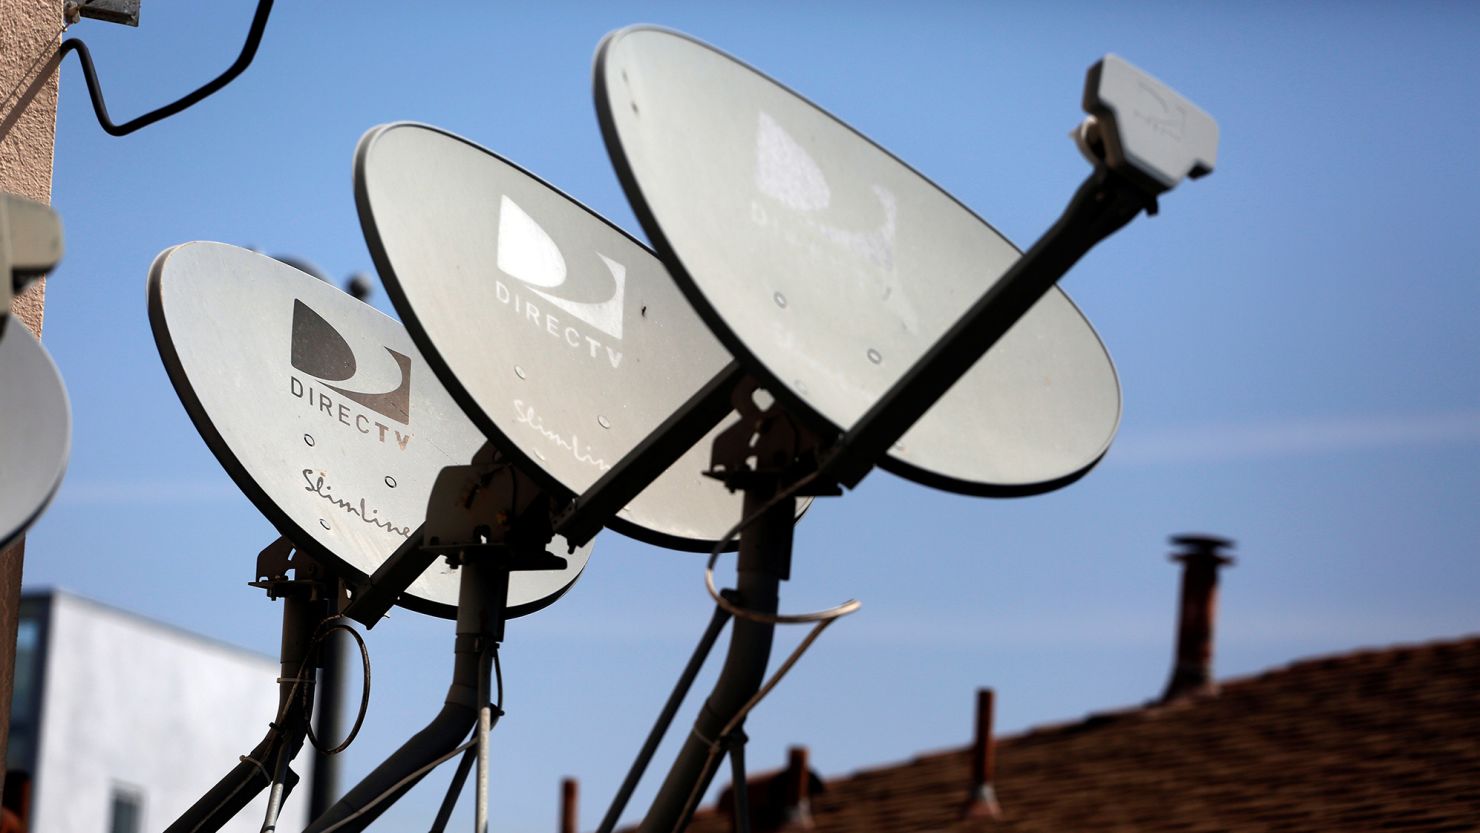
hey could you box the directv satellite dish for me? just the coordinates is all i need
[588,29,1217,833]
[148,242,591,618]
[594,27,1121,495]
[355,122,800,548]
[0,317,69,549]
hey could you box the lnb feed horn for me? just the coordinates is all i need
[1074,54,1219,195]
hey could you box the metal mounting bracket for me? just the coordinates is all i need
[423,443,562,558]
[421,444,567,644]
[708,377,838,497]
[250,536,342,606]
[66,0,141,27]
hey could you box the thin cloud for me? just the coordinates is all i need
[1108,410,1480,466]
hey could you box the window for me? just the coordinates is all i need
[108,786,144,833]
[5,618,41,769]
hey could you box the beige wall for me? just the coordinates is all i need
[1,0,61,334]
[0,0,61,796]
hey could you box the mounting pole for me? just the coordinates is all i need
[163,539,331,833]
[302,548,524,833]
[301,555,495,833]
[308,584,348,821]
[639,480,793,833]
[303,449,566,833]
[638,380,820,833]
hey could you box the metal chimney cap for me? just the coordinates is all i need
[1169,534,1235,565]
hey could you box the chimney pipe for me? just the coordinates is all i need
[962,688,1001,820]
[782,745,814,829]
[1161,534,1235,702]
[560,777,578,833]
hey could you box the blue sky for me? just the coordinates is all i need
[19,2,1480,830]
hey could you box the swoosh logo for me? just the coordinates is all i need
[752,110,915,329]
[1133,81,1185,140]
[754,110,898,270]
[290,299,411,424]
[496,195,627,340]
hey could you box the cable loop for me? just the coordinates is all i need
[177,605,369,832]
[703,470,861,625]
[303,616,372,756]
[705,553,861,624]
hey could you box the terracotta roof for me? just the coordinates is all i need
[684,635,1480,833]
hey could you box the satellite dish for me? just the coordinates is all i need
[0,317,70,549]
[594,27,1121,496]
[355,122,798,549]
[148,242,591,618]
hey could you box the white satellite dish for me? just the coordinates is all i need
[149,241,591,618]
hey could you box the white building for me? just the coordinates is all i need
[7,589,310,833]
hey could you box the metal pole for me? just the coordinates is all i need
[260,724,297,832]
[475,645,493,833]
[727,732,751,833]
[164,589,324,833]
[561,778,579,833]
[302,559,496,833]
[308,627,346,819]
[638,485,795,833]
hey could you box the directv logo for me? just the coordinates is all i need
[288,299,414,450]
[749,110,918,332]
[492,195,627,370]
[1132,80,1186,141]
[752,110,898,271]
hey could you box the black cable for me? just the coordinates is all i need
[57,0,274,136]
[305,618,372,756]
[492,645,504,719]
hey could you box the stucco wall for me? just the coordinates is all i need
[1,0,60,334]
[32,592,311,832]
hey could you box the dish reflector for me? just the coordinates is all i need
[355,123,778,548]
[0,318,69,549]
[595,27,1122,495]
[149,242,590,618]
